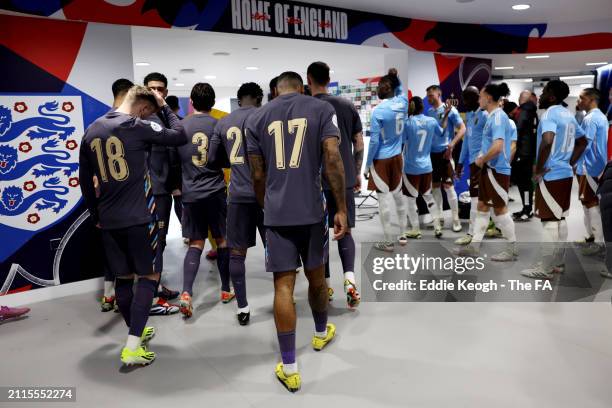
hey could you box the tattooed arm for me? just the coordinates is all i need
[323,137,348,239]
[249,154,266,208]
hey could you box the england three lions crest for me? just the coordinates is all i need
[0,96,83,232]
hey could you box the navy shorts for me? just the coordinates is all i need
[182,191,227,241]
[265,221,328,273]
[323,188,356,228]
[227,202,265,249]
[102,223,157,277]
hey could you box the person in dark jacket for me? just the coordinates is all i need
[598,161,612,278]
[512,90,538,221]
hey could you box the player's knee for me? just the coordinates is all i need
[493,207,508,216]
[141,272,160,282]
[477,201,489,212]
[215,238,227,248]
[189,239,205,250]
[116,275,134,282]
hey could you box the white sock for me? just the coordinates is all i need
[445,186,459,222]
[406,196,419,231]
[423,193,440,222]
[541,221,560,268]
[583,205,593,238]
[432,188,443,218]
[392,190,407,234]
[325,278,331,287]
[104,281,115,298]
[468,197,478,235]
[237,305,250,314]
[315,328,328,338]
[378,192,392,242]
[344,271,356,285]
[588,206,604,243]
[493,213,516,243]
[126,335,141,351]
[471,210,489,248]
[283,362,298,375]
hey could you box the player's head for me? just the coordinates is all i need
[377,69,400,100]
[539,80,569,110]
[165,95,180,114]
[409,96,424,116]
[503,100,518,116]
[190,82,215,112]
[269,76,279,101]
[237,82,264,108]
[124,85,158,118]
[112,78,134,100]
[462,86,480,111]
[518,90,533,105]
[144,72,168,98]
[307,61,330,88]
[577,87,601,111]
[276,71,304,95]
[479,83,510,110]
[426,85,442,106]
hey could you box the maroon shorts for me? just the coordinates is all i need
[478,165,510,209]
[431,151,454,184]
[578,174,599,208]
[368,154,403,193]
[535,177,573,220]
[469,162,481,197]
[402,173,433,197]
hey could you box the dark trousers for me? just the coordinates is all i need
[512,156,534,210]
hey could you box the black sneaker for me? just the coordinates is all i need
[237,311,250,326]
[159,286,179,300]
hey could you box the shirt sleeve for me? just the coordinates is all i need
[458,126,468,164]
[366,112,382,168]
[78,137,99,225]
[450,108,463,128]
[352,105,363,140]
[320,104,340,142]
[510,120,518,142]
[540,110,558,134]
[490,112,506,141]
[139,107,187,146]
[574,117,586,139]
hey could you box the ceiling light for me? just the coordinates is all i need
[586,62,608,66]
[204,75,216,80]
[512,4,531,10]
[559,75,594,80]
[580,84,593,88]
[525,55,549,59]
[523,78,533,82]
[245,66,259,70]
[494,66,514,70]
[174,83,185,87]
[135,62,150,66]
[213,52,230,56]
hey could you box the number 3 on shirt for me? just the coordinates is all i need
[268,118,307,169]
[191,132,208,167]
[91,136,129,182]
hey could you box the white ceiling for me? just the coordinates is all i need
[131,26,403,92]
[300,0,612,24]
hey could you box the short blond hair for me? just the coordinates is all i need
[126,85,157,107]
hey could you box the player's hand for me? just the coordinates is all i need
[151,89,167,108]
[444,101,453,116]
[444,144,453,160]
[354,175,362,193]
[475,156,484,168]
[533,168,550,184]
[333,211,348,240]
[455,164,463,180]
[95,222,102,229]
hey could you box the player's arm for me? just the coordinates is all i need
[570,120,588,167]
[365,113,382,176]
[534,132,554,180]
[457,126,467,178]
[510,141,517,162]
[352,131,364,190]
[476,114,504,166]
[448,110,466,151]
[249,154,266,207]
[208,125,229,168]
[323,137,347,239]
[144,91,187,146]
[78,141,99,226]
